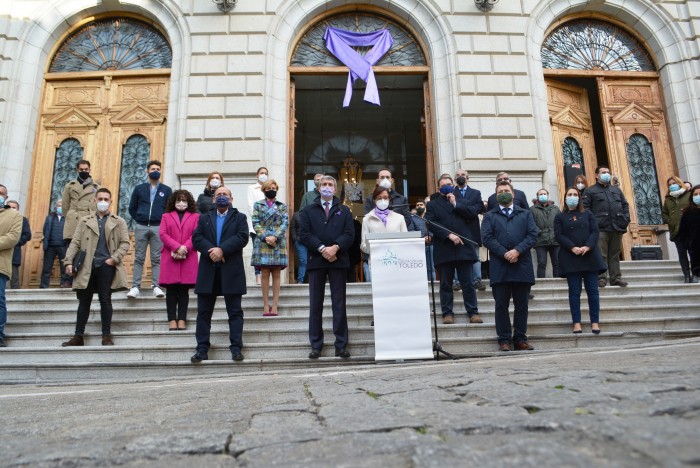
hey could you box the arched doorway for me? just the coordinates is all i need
[542,18,675,258]
[23,16,172,287]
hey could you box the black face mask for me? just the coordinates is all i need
[78,171,90,180]
[416,207,425,215]
[455,176,467,186]
[264,190,277,199]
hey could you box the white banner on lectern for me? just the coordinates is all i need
[368,234,433,361]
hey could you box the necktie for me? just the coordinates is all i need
[460,188,466,198]
[324,201,330,218]
[503,208,511,217]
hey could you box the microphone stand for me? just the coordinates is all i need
[409,212,464,361]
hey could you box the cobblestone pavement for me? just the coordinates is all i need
[1,339,699,467]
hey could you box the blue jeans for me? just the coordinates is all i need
[566,271,600,324]
[363,260,371,282]
[294,240,307,283]
[425,245,436,281]
[0,273,7,339]
[472,247,482,282]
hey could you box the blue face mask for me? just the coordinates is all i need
[56,207,62,215]
[566,196,579,209]
[215,195,230,208]
[148,170,161,180]
[669,184,681,192]
[439,185,454,195]
[538,194,548,204]
[693,195,700,206]
[599,173,611,184]
[0,196,4,206]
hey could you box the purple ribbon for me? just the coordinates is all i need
[324,27,394,107]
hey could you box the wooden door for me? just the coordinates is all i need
[545,79,598,194]
[287,78,297,283]
[23,72,169,287]
[597,77,674,256]
[422,77,437,195]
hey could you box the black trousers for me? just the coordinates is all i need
[40,245,68,288]
[491,282,531,345]
[195,269,243,354]
[308,267,348,351]
[437,261,478,317]
[166,284,191,321]
[75,264,115,336]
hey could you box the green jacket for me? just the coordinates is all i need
[662,190,690,240]
[530,202,560,247]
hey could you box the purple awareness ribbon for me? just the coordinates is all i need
[323,27,394,107]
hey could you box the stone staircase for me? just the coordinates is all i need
[1,260,698,383]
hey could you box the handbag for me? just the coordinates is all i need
[71,250,87,276]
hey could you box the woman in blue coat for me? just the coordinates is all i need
[554,187,607,334]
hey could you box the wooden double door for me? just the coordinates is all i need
[23,70,170,287]
[547,76,675,258]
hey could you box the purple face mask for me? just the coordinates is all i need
[320,187,334,198]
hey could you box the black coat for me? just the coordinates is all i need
[192,208,249,295]
[12,217,31,266]
[196,188,215,214]
[424,194,479,266]
[481,206,537,286]
[487,189,529,211]
[678,207,700,275]
[42,213,65,250]
[582,182,630,232]
[554,210,607,277]
[453,185,485,245]
[299,197,355,270]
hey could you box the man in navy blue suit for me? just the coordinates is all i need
[425,174,482,325]
[190,186,249,363]
[454,169,486,292]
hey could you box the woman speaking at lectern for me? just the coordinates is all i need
[360,186,407,282]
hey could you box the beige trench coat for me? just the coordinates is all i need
[62,179,99,240]
[63,213,130,291]
[0,207,23,279]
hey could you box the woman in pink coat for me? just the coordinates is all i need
[159,190,199,330]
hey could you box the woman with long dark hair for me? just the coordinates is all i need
[159,190,199,330]
[554,187,606,334]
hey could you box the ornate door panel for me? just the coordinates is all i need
[24,73,169,287]
[597,77,674,256]
[546,79,598,195]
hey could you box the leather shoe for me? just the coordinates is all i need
[0,338,6,347]
[62,335,84,347]
[442,315,455,325]
[514,342,534,351]
[498,342,511,352]
[611,279,628,287]
[232,352,244,362]
[469,314,483,324]
[474,279,486,291]
[190,352,208,363]
[101,335,114,346]
[308,349,321,359]
[598,279,607,288]
[335,348,350,358]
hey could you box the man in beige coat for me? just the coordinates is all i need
[62,159,99,247]
[62,188,130,346]
[0,184,23,347]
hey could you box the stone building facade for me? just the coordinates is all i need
[0,0,698,285]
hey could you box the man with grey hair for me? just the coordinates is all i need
[299,173,324,210]
[0,184,23,346]
[299,175,355,359]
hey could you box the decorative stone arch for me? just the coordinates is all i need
[0,0,191,201]
[526,0,700,188]
[262,0,460,187]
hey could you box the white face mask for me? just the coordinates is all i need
[378,178,392,189]
[96,201,110,213]
[375,199,390,211]
[209,179,221,189]
[175,201,188,211]
[258,174,268,183]
[576,183,585,191]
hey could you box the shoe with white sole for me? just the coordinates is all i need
[153,286,165,298]
[126,287,140,298]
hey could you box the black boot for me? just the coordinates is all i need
[684,274,692,283]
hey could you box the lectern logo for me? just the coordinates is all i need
[381,248,424,269]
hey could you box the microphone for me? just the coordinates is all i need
[409,213,479,247]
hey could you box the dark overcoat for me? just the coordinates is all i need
[299,197,355,270]
[12,217,31,266]
[582,182,630,232]
[678,207,700,275]
[481,206,538,286]
[453,185,485,245]
[424,194,479,266]
[554,210,607,277]
[192,207,249,295]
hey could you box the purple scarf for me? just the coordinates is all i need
[324,27,394,107]
[375,207,390,226]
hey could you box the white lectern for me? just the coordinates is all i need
[366,232,433,361]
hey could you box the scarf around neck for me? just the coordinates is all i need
[670,188,686,198]
[374,207,390,226]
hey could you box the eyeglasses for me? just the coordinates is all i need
[497,178,510,183]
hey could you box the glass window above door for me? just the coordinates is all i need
[542,20,655,72]
[49,18,172,73]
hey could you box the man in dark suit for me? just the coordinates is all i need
[482,181,538,352]
[425,174,481,325]
[40,200,70,288]
[454,169,486,291]
[190,186,249,363]
[299,175,355,359]
[486,172,529,211]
